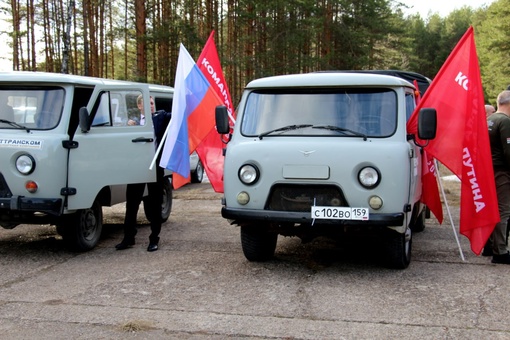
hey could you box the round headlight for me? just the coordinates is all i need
[239,164,259,185]
[358,166,380,188]
[16,154,36,175]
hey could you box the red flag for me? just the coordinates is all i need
[422,151,443,223]
[195,31,235,193]
[407,26,499,255]
[414,79,444,223]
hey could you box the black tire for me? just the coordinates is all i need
[61,200,103,252]
[384,228,412,269]
[410,210,426,233]
[240,225,278,261]
[144,177,173,223]
[160,177,173,222]
[191,160,204,183]
[55,224,67,237]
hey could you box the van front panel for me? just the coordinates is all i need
[223,137,412,225]
[0,85,69,220]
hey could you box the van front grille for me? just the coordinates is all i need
[266,184,347,212]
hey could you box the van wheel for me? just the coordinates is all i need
[384,228,411,269]
[191,160,204,183]
[160,177,173,221]
[410,210,425,233]
[55,224,67,237]
[240,225,278,261]
[143,177,173,223]
[61,200,103,252]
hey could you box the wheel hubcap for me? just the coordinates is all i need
[82,210,97,240]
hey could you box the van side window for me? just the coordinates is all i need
[91,92,112,126]
[91,90,143,127]
[155,97,172,112]
[68,87,93,137]
[405,92,415,121]
[124,91,143,126]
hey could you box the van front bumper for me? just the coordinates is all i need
[0,196,62,215]
[222,207,404,227]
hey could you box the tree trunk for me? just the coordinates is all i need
[61,0,74,74]
[135,0,146,82]
[11,0,20,70]
[123,0,128,80]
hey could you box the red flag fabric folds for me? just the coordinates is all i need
[195,31,235,193]
[421,151,444,224]
[413,79,444,224]
[407,26,499,255]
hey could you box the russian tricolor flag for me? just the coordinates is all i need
[159,44,222,189]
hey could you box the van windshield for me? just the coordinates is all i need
[0,87,65,130]
[241,88,397,138]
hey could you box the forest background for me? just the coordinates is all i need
[0,0,508,105]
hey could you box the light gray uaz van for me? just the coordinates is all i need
[216,71,436,269]
[0,72,174,251]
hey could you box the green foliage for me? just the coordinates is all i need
[474,0,510,104]
[2,0,507,105]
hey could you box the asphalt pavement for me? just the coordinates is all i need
[0,181,509,339]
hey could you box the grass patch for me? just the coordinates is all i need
[119,320,156,333]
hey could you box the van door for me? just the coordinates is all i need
[66,87,157,210]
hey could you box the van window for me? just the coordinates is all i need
[91,90,143,127]
[241,88,397,138]
[92,92,112,126]
[155,97,172,112]
[405,92,416,121]
[0,87,64,130]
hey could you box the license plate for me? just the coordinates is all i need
[311,206,369,220]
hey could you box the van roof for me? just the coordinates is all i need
[0,71,174,93]
[246,71,421,91]
[330,70,431,95]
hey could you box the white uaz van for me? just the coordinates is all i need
[216,71,436,269]
[0,72,174,251]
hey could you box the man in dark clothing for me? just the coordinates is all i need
[487,90,510,264]
[116,95,171,252]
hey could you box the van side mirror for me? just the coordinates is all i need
[79,106,91,133]
[215,105,230,134]
[417,108,436,140]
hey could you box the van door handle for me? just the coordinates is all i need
[132,137,154,143]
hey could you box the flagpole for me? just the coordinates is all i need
[149,122,170,170]
[435,160,465,261]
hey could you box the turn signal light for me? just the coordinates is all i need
[25,181,38,193]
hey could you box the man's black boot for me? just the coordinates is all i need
[115,238,135,250]
[147,236,159,252]
[492,252,510,264]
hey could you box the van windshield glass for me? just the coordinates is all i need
[241,88,397,138]
[0,87,65,130]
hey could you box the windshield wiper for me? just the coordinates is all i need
[312,125,367,141]
[258,124,313,139]
[0,119,31,133]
